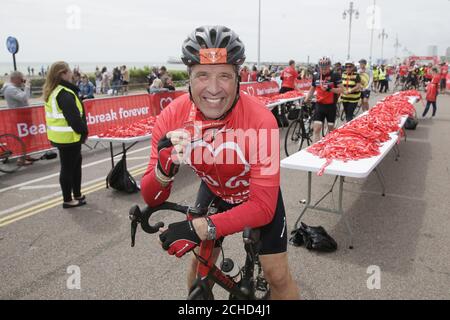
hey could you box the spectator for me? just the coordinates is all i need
[440,62,448,94]
[31,68,34,76]
[2,71,31,108]
[111,67,122,95]
[73,70,81,87]
[239,66,250,82]
[149,78,169,93]
[279,60,300,93]
[258,67,271,82]
[27,66,31,76]
[43,61,88,209]
[378,65,388,93]
[159,66,171,88]
[95,67,102,94]
[121,65,130,95]
[147,67,159,91]
[423,67,441,118]
[164,76,176,91]
[101,67,110,94]
[78,74,95,100]
[249,66,258,82]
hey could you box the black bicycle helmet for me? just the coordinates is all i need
[181,25,246,67]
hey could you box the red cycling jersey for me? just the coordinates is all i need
[141,93,280,238]
[281,66,298,89]
[399,65,408,77]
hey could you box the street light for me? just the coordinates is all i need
[343,2,359,60]
[257,0,261,69]
[379,28,388,63]
[393,34,401,63]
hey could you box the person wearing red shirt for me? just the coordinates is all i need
[249,65,258,82]
[440,62,448,94]
[423,67,441,118]
[239,66,249,82]
[305,57,343,142]
[141,25,299,300]
[280,60,300,93]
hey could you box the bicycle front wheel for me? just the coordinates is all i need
[0,134,26,173]
[285,120,308,157]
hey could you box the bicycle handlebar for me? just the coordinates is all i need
[129,201,218,247]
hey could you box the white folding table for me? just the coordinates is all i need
[280,96,419,248]
[89,135,152,169]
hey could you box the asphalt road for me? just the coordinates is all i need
[1,92,449,300]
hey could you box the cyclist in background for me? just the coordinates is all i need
[305,57,343,142]
[141,25,299,300]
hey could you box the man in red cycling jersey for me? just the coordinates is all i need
[280,60,300,93]
[141,25,299,300]
[305,57,343,142]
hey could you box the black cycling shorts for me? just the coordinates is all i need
[313,103,337,124]
[195,182,288,255]
[361,89,371,99]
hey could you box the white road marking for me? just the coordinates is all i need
[0,162,148,217]
[19,184,61,190]
[0,145,151,194]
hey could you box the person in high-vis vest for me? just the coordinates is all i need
[372,65,379,91]
[378,65,388,93]
[341,61,362,122]
[43,61,88,209]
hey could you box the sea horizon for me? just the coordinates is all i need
[0,61,188,76]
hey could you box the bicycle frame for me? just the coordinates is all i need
[129,202,265,300]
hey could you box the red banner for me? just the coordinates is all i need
[295,79,312,91]
[0,91,185,154]
[240,81,280,96]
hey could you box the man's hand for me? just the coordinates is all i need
[166,130,191,161]
[159,220,201,257]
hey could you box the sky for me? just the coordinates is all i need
[1,0,449,65]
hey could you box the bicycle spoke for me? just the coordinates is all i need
[0,134,26,173]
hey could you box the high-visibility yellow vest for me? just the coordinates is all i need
[45,85,84,144]
[341,72,361,103]
[373,69,379,80]
[378,69,386,81]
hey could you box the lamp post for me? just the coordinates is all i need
[369,0,376,66]
[393,34,401,64]
[343,1,359,60]
[379,28,388,63]
[257,0,261,69]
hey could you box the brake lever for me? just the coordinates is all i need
[129,205,141,247]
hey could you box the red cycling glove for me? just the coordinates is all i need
[159,220,201,258]
[157,135,180,178]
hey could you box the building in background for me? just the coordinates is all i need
[427,45,438,57]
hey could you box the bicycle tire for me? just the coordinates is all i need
[0,134,26,173]
[285,119,309,157]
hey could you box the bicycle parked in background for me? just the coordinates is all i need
[0,134,26,173]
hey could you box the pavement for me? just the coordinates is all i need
[0,92,449,300]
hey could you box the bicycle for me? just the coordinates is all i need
[0,133,26,173]
[284,101,314,157]
[129,201,270,300]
